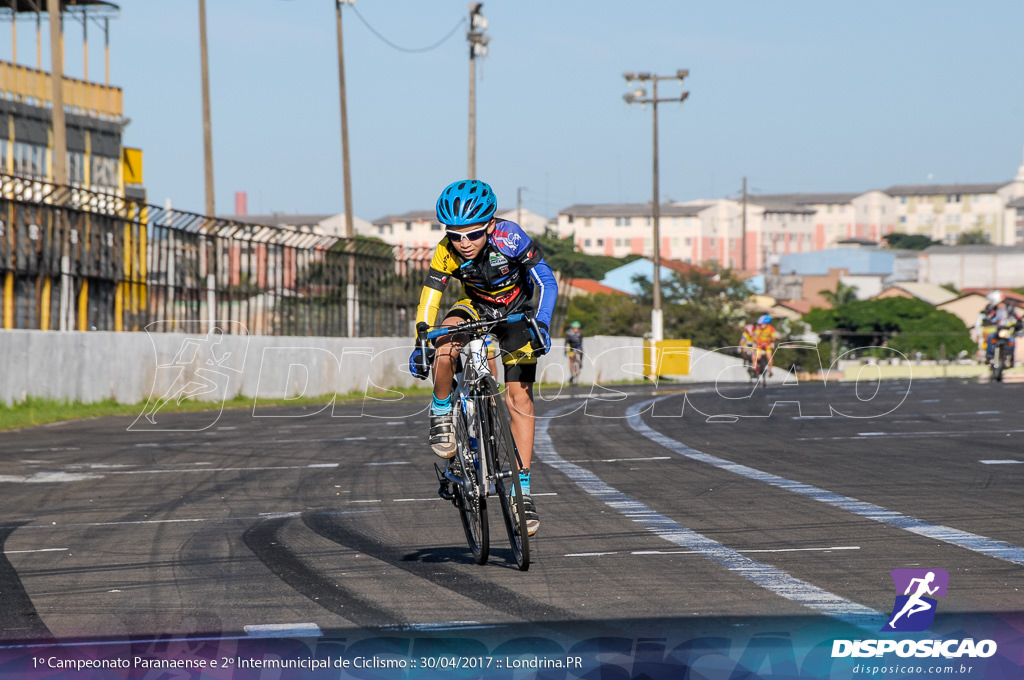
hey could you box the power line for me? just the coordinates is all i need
[349,5,465,53]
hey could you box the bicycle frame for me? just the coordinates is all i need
[441,335,494,502]
[417,312,539,570]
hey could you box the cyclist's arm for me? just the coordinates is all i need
[415,242,456,328]
[529,259,558,328]
[503,225,557,328]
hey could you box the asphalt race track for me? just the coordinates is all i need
[1,377,1022,647]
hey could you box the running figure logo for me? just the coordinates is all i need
[130,321,249,432]
[883,568,949,632]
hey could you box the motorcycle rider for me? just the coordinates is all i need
[975,291,1023,365]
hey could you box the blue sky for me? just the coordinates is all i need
[17,1,1024,221]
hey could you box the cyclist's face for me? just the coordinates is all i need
[446,219,494,258]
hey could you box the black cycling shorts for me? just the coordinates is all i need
[437,298,538,383]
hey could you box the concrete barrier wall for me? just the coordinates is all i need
[0,331,767,406]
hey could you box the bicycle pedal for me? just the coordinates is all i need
[437,483,455,501]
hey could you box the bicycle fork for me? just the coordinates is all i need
[435,392,488,502]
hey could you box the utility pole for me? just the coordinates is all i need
[517,186,526,226]
[48,0,71,332]
[741,176,747,271]
[336,0,357,336]
[47,0,66,187]
[622,70,689,346]
[198,0,215,216]
[467,3,489,179]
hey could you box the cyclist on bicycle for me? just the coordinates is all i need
[741,314,777,377]
[565,321,584,383]
[408,179,557,536]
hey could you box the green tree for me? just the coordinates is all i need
[533,231,639,280]
[802,297,974,360]
[819,280,859,307]
[630,268,753,348]
[566,292,649,337]
[955,229,991,245]
[883,233,941,250]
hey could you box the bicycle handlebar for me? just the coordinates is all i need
[415,313,544,376]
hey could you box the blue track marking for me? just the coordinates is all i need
[627,396,1024,566]
[534,405,881,626]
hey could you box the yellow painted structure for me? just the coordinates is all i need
[643,339,692,377]
[0,61,123,119]
[122,147,143,185]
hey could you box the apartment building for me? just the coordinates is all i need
[886,180,1024,245]
[553,154,1024,271]
[1008,195,1024,244]
[556,196,857,271]
[367,208,550,248]
[553,202,704,260]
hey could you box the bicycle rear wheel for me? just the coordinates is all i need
[480,377,530,571]
[453,406,488,564]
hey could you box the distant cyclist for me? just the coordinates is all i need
[408,179,557,536]
[565,321,584,384]
[741,314,777,378]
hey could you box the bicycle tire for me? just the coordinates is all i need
[480,377,530,571]
[453,402,488,564]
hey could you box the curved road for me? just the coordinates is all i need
[1,377,1022,645]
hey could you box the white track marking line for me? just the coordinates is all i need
[108,463,340,475]
[629,395,1024,566]
[535,404,880,626]
[385,622,496,632]
[797,428,1024,441]
[244,623,323,638]
[20,509,380,530]
[567,546,861,558]
[565,456,671,463]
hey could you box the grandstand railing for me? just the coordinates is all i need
[0,174,444,337]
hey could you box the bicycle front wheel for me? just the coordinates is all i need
[756,353,769,382]
[453,407,489,565]
[480,377,530,571]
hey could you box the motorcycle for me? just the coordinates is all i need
[987,319,1022,382]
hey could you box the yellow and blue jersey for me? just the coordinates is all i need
[415,220,557,329]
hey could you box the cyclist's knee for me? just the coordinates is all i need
[505,382,535,416]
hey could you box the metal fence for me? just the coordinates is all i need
[0,173,446,337]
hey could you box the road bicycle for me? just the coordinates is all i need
[567,347,582,385]
[744,345,772,384]
[415,313,543,571]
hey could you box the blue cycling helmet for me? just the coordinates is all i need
[756,314,772,325]
[436,180,497,226]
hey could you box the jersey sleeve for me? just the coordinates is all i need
[493,221,558,328]
[415,241,457,328]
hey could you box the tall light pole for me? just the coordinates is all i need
[467,3,489,179]
[336,0,357,337]
[48,0,71,332]
[47,0,66,187]
[198,0,215,216]
[623,70,689,344]
[741,176,748,271]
